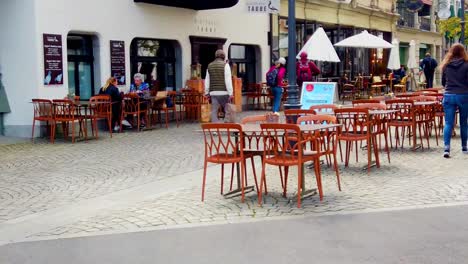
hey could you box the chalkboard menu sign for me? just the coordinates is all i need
[110,40,126,85]
[43,34,63,85]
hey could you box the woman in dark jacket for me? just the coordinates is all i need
[440,43,468,158]
[99,77,123,132]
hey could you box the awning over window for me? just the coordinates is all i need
[134,0,239,10]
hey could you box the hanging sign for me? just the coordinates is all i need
[43,34,63,85]
[110,40,126,85]
[246,0,280,14]
[300,82,338,110]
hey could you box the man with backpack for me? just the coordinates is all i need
[296,51,321,89]
[420,52,438,88]
[266,57,286,114]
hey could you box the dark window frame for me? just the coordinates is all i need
[67,34,95,99]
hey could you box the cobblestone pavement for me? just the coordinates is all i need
[1,113,468,242]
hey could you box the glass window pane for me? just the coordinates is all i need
[230,45,246,59]
[67,62,75,95]
[137,40,160,57]
[78,62,93,100]
[67,36,91,56]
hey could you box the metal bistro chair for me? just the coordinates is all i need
[201,123,258,203]
[31,99,55,143]
[52,99,85,143]
[284,109,316,124]
[258,123,323,208]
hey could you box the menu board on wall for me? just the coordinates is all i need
[110,40,126,85]
[43,34,63,85]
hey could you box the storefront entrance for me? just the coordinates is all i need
[190,36,227,79]
[67,34,95,100]
[130,38,177,91]
[229,44,259,91]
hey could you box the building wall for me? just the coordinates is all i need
[2,0,270,137]
[0,0,39,137]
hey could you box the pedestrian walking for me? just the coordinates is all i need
[440,43,468,158]
[204,49,233,123]
[266,57,286,114]
[296,51,320,89]
[420,52,438,88]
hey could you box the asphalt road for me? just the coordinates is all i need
[2,205,468,264]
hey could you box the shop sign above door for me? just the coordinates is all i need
[43,34,63,85]
[246,0,279,14]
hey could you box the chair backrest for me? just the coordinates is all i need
[334,108,371,135]
[309,104,337,113]
[385,99,415,121]
[241,115,267,124]
[284,109,316,124]
[52,99,75,119]
[32,99,53,118]
[260,123,304,159]
[412,95,437,102]
[352,99,380,106]
[122,93,141,112]
[395,93,418,98]
[400,75,408,84]
[201,123,244,162]
[355,103,386,110]
[297,114,337,125]
[90,95,111,116]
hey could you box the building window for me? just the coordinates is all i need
[130,38,176,91]
[229,44,258,92]
[67,34,95,100]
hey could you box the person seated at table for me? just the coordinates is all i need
[128,73,149,127]
[393,65,406,83]
[99,77,131,131]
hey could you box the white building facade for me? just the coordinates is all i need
[0,0,270,137]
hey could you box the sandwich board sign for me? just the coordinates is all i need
[300,82,337,110]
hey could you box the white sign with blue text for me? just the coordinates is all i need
[300,82,337,110]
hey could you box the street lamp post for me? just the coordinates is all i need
[284,0,301,109]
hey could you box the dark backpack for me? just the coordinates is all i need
[266,68,279,87]
[298,62,312,82]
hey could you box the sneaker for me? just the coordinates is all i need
[273,112,280,116]
[113,125,120,132]
[443,150,450,158]
[462,147,468,154]
[122,120,132,128]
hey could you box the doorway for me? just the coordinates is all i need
[229,44,259,91]
[199,44,218,78]
[190,36,227,79]
[67,34,95,100]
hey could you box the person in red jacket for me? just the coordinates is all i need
[266,57,286,114]
[296,51,320,89]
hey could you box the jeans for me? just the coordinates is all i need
[211,95,230,123]
[271,86,283,112]
[443,94,468,150]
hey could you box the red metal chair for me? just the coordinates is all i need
[31,99,55,143]
[89,95,113,138]
[52,99,84,143]
[153,91,179,128]
[201,123,257,203]
[258,123,323,208]
[121,93,148,132]
[284,109,316,124]
[335,108,377,173]
[296,115,341,191]
[309,104,337,114]
[385,99,417,149]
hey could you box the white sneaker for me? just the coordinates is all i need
[273,112,280,116]
[122,120,132,128]
[113,125,120,132]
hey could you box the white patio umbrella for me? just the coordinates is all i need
[334,30,394,49]
[387,39,400,70]
[407,40,418,91]
[296,27,341,62]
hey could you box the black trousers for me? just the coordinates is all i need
[424,70,434,88]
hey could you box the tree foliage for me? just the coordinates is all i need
[437,15,468,45]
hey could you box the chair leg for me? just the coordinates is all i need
[220,164,224,195]
[51,121,56,144]
[384,130,391,163]
[240,160,246,203]
[367,139,372,174]
[372,135,380,168]
[314,158,323,201]
[297,165,302,208]
[283,166,289,197]
[250,157,259,194]
[258,160,266,206]
[229,163,235,191]
[201,160,208,202]
[71,120,76,143]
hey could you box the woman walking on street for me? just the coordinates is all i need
[440,43,468,158]
[266,57,286,114]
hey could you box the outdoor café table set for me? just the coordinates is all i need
[31,93,167,143]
